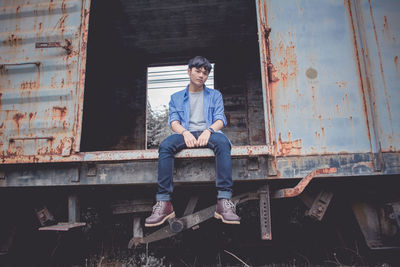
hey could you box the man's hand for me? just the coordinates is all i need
[197,129,211,147]
[182,131,198,148]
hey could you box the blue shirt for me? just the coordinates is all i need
[168,85,227,130]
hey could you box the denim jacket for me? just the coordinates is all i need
[168,85,227,131]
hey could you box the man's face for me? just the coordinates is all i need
[188,67,209,87]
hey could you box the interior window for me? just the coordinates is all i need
[146,64,215,148]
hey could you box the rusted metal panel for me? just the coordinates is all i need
[2,152,399,187]
[272,168,337,198]
[257,0,373,156]
[0,145,272,164]
[354,0,400,152]
[0,0,91,161]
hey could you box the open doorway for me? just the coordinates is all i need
[146,64,215,148]
[80,0,265,152]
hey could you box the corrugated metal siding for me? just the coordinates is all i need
[355,0,400,152]
[257,0,377,156]
[0,0,90,161]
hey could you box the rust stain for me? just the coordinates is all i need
[20,81,38,90]
[335,104,340,115]
[57,15,68,30]
[336,81,347,89]
[48,1,55,12]
[278,132,302,156]
[37,139,54,155]
[8,34,22,47]
[395,56,399,73]
[382,15,390,41]
[62,0,67,13]
[345,0,373,146]
[276,40,298,89]
[37,22,43,38]
[28,112,37,128]
[54,142,64,155]
[67,69,72,86]
[280,103,290,113]
[12,112,25,130]
[52,106,68,121]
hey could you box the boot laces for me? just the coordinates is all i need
[152,201,163,213]
[223,199,236,211]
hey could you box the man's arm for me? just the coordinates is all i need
[212,92,228,127]
[197,119,224,147]
[171,120,198,148]
[209,119,224,132]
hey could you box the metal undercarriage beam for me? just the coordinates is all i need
[127,169,337,247]
[0,152,398,187]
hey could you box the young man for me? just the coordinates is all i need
[145,56,240,227]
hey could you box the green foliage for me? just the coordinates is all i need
[146,102,173,149]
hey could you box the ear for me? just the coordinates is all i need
[187,68,191,76]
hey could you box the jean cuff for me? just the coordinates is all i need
[217,190,232,199]
[156,193,171,201]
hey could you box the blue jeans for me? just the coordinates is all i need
[156,131,233,201]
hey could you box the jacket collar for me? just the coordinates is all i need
[184,85,210,99]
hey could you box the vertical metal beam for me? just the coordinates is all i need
[255,0,276,152]
[352,202,383,248]
[183,196,199,216]
[346,0,383,171]
[133,216,143,238]
[259,184,272,240]
[68,194,80,223]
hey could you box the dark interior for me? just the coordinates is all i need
[80,0,266,151]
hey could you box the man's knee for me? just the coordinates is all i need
[210,134,231,149]
[159,134,183,153]
[159,138,173,153]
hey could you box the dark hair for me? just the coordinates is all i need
[188,56,212,73]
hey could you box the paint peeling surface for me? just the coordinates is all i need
[0,0,90,161]
[356,0,400,152]
[259,0,373,155]
[0,145,272,164]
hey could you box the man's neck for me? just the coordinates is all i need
[188,83,204,93]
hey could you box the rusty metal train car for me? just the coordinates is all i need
[0,0,399,258]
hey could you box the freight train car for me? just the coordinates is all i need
[0,0,399,263]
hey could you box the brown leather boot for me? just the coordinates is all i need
[145,201,175,227]
[214,199,240,224]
